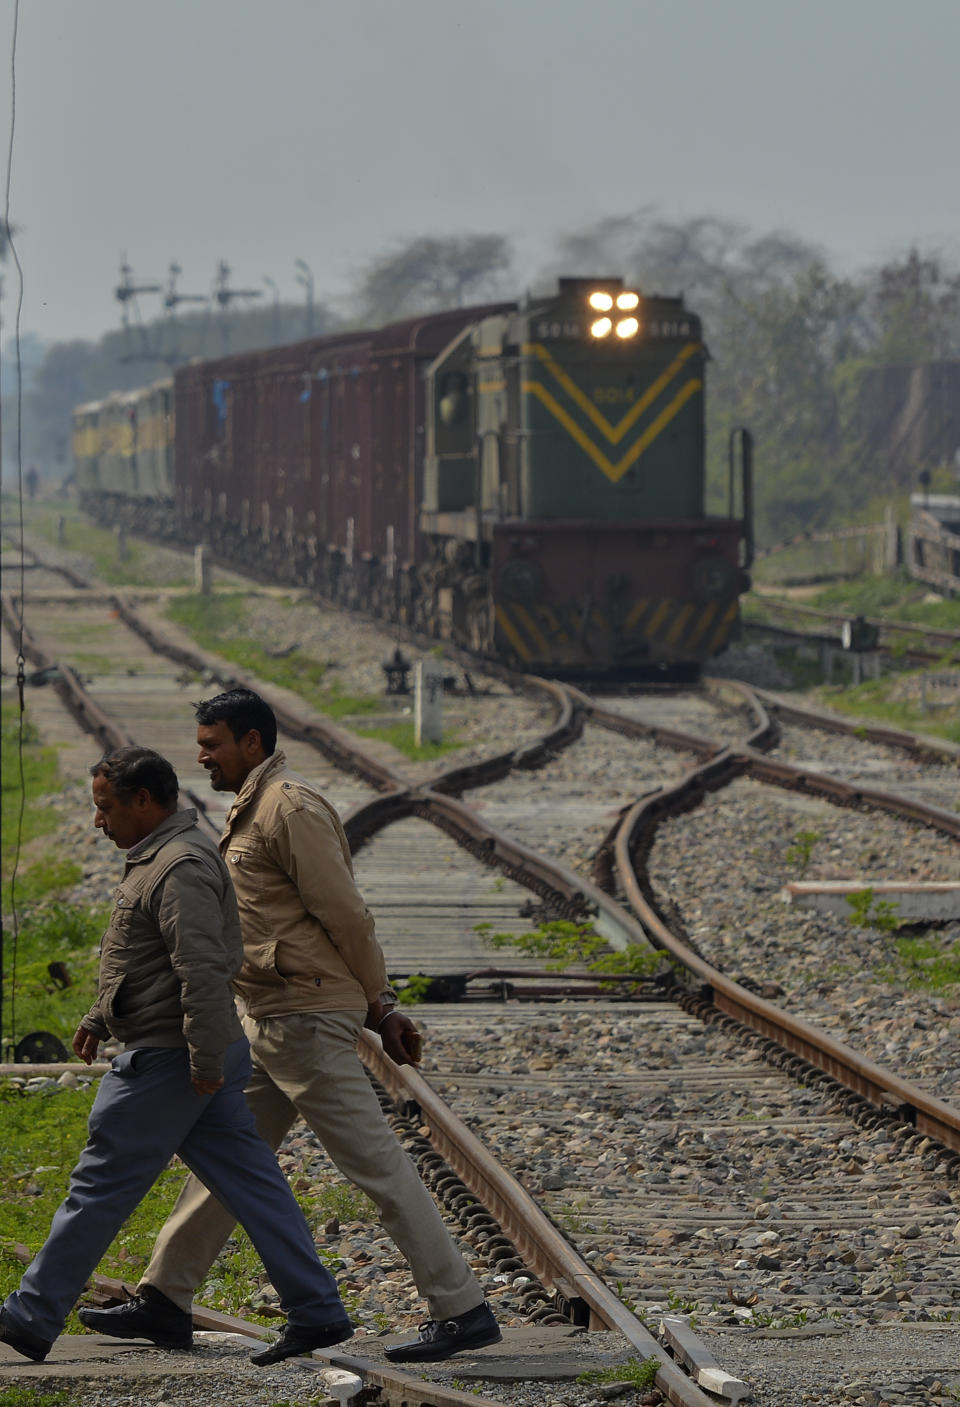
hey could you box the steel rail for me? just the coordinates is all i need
[747,596,960,649]
[744,617,943,668]
[0,591,222,827]
[745,683,960,764]
[423,675,585,796]
[0,531,90,591]
[736,744,960,836]
[566,680,776,756]
[108,591,410,795]
[1,590,128,756]
[408,788,648,935]
[2,588,727,1400]
[109,592,591,798]
[608,761,960,1159]
[698,677,778,750]
[574,680,960,841]
[357,1033,723,1407]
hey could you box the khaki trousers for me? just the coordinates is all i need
[141,1010,482,1321]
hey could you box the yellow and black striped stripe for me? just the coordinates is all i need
[495,596,738,667]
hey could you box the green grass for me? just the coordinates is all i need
[1,704,62,855]
[2,495,80,546]
[352,718,463,761]
[2,703,88,915]
[2,903,107,1049]
[576,1355,659,1389]
[747,571,960,633]
[0,1390,84,1407]
[5,858,84,911]
[15,498,188,588]
[808,575,960,630]
[165,593,385,722]
[0,1076,369,1334]
[877,934,960,993]
[0,1080,192,1335]
[2,698,105,1047]
[200,1181,374,1322]
[474,917,666,983]
[812,670,960,744]
[68,653,127,674]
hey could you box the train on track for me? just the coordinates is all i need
[73,277,754,680]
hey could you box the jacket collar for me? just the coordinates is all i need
[124,808,198,866]
[225,750,287,828]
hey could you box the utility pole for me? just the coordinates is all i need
[162,262,208,364]
[263,275,280,343]
[114,255,164,363]
[214,260,263,352]
[295,258,314,336]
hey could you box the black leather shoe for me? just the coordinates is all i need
[384,1302,501,1362]
[0,1306,52,1363]
[250,1319,353,1366]
[77,1287,193,1350]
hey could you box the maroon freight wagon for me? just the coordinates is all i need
[173,307,508,609]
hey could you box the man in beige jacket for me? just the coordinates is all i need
[82,689,500,1364]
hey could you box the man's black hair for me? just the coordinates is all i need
[91,747,179,807]
[193,688,278,755]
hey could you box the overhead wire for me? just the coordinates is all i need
[1,0,25,1057]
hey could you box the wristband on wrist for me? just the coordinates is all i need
[377,1009,401,1032]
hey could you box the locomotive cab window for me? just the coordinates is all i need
[438,373,468,427]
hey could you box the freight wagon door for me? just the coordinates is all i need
[309,371,331,545]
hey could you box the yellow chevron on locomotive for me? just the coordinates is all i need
[522,374,702,484]
[522,340,701,444]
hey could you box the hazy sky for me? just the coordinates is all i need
[3,0,958,346]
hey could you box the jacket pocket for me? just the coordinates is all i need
[225,845,265,901]
[106,881,142,944]
[99,973,127,1019]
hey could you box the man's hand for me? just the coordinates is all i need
[191,1076,224,1096]
[377,1009,422,1066]
[72,1025,100,1065]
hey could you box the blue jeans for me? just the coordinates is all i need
[3,1037,348,1344]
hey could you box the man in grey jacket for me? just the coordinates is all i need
[0,746,351,1367]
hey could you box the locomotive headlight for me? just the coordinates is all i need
[590,317,613,338]
[588,291,614,311]
[615,317,639,338]
[616,292,640,310]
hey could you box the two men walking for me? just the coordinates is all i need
[2,689,499,1366]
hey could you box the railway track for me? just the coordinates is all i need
[744,597,960,668]
[3,577,731,1406]
[3,542,960,1404]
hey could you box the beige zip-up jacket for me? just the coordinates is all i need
[221,752,389,1018]
[80,809,244,1082]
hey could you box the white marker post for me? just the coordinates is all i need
[415,658,444,746]
[194,544,211,594]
